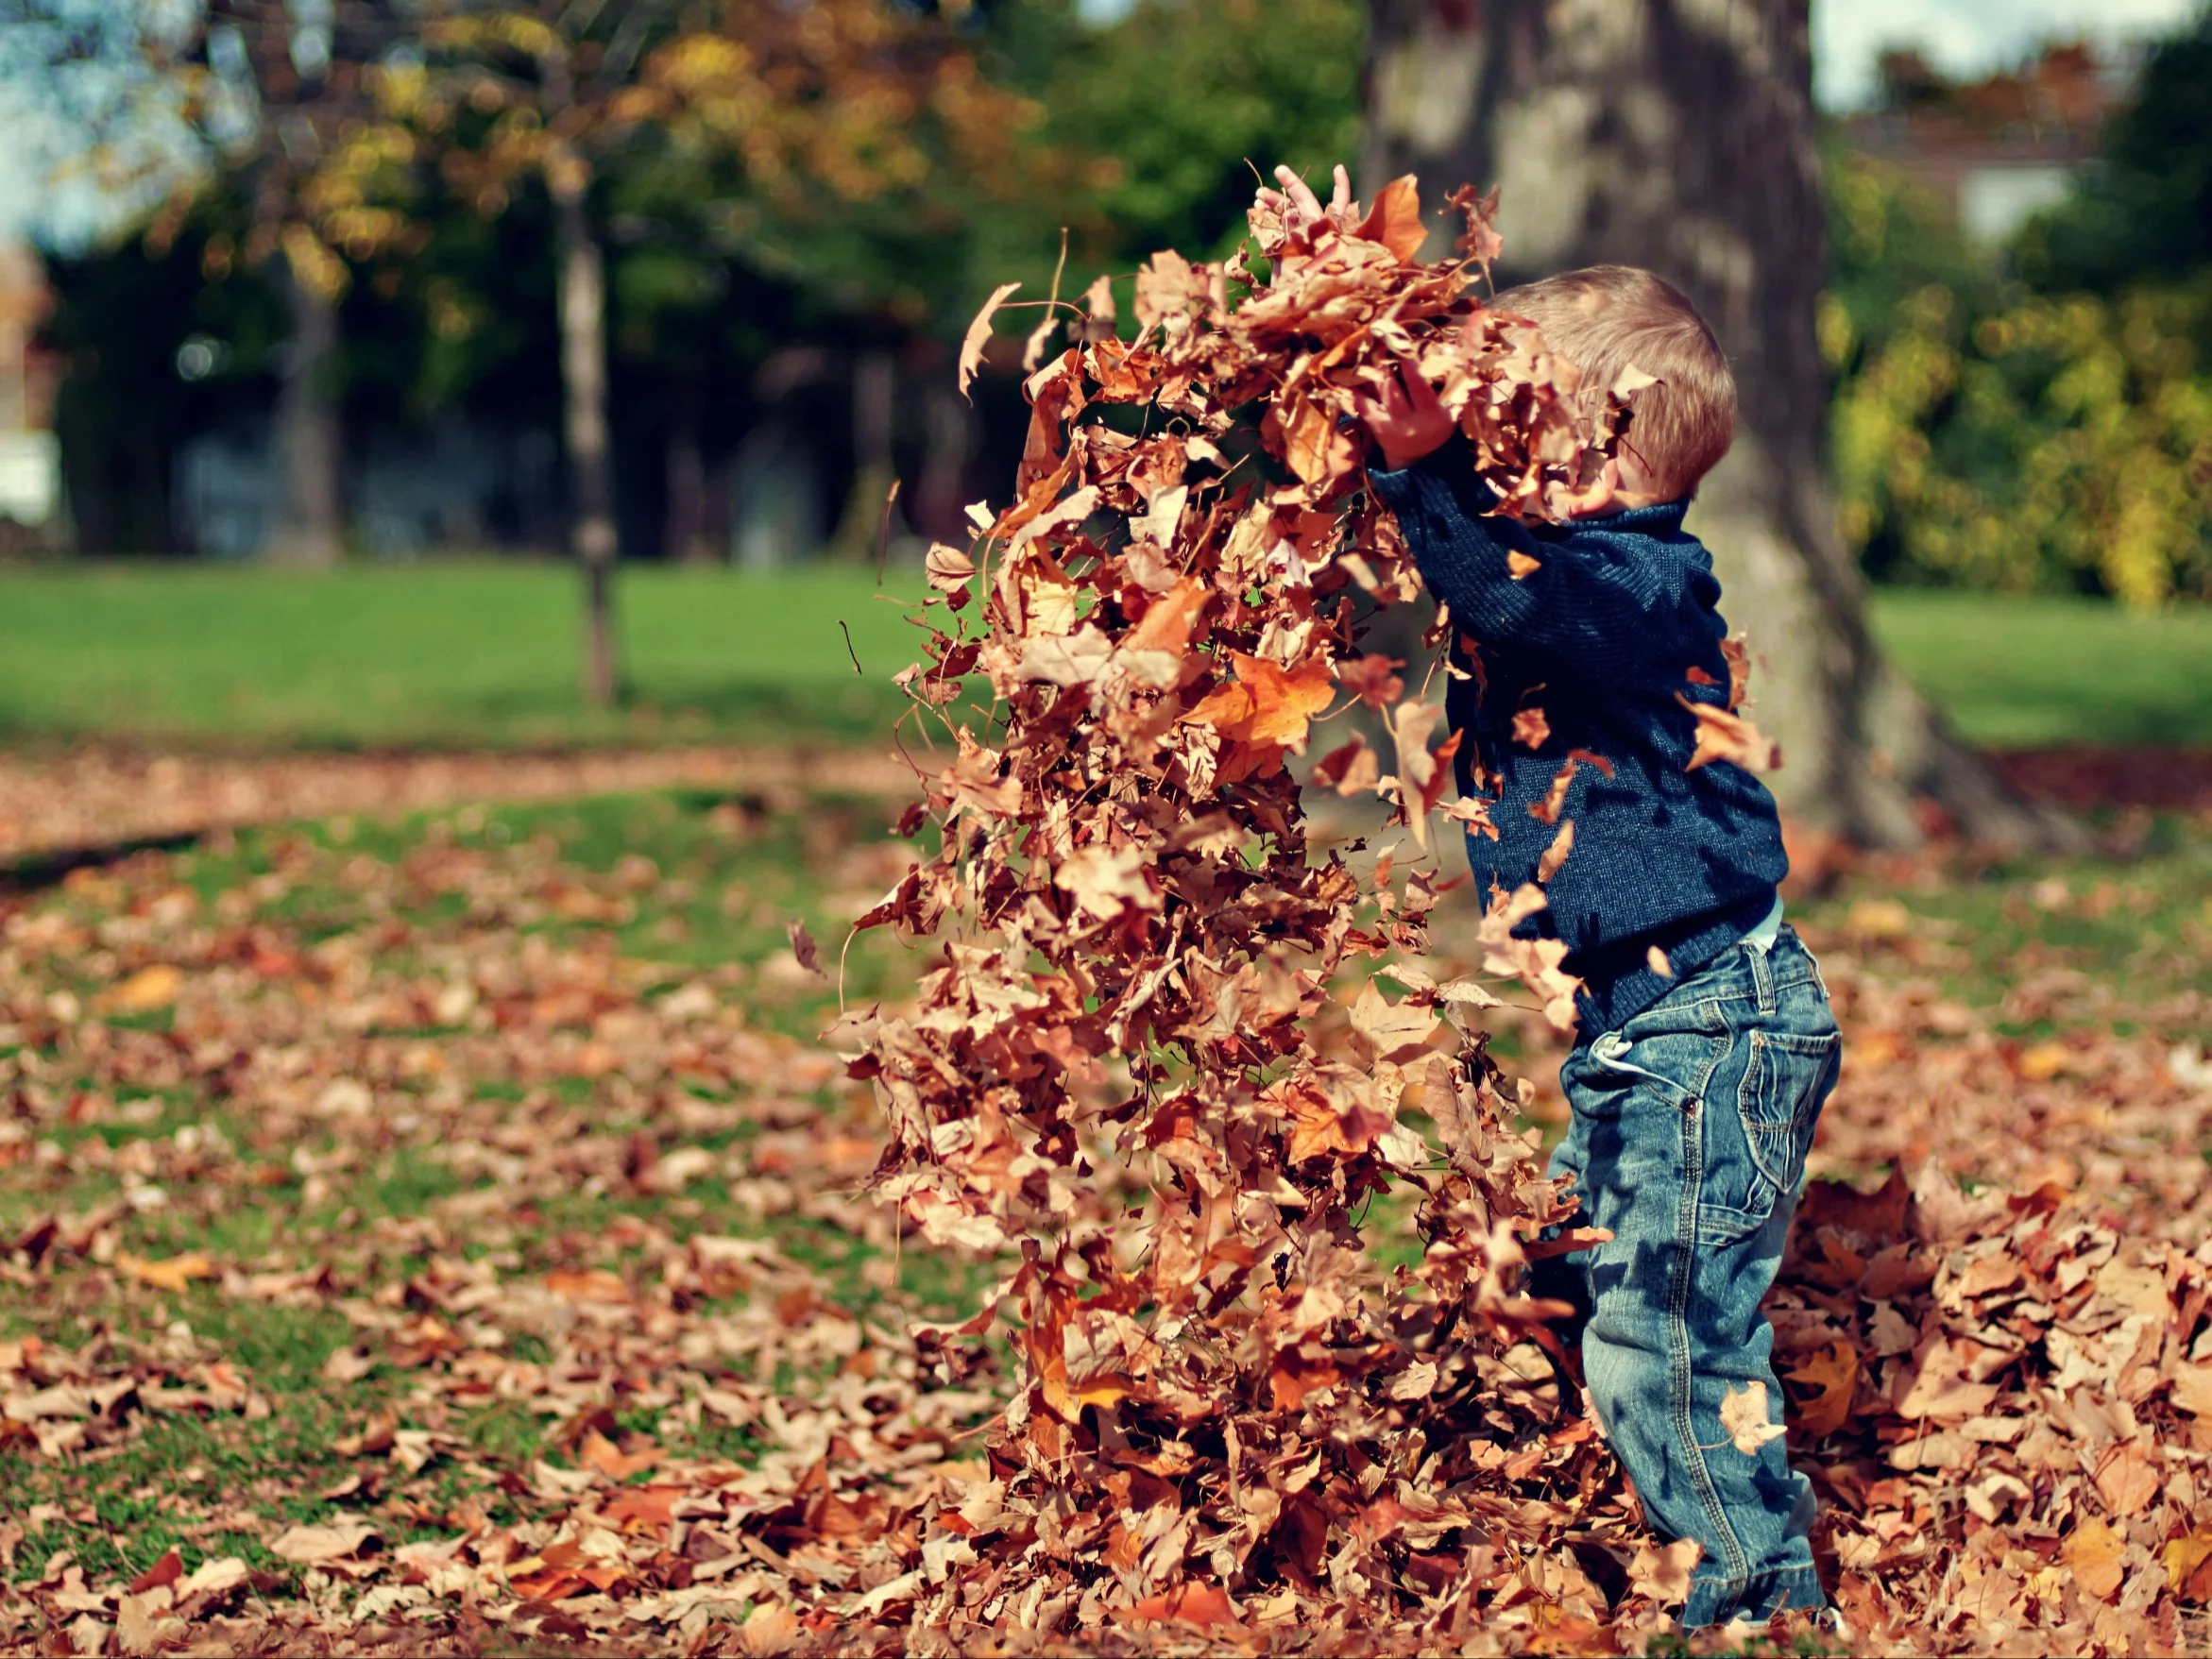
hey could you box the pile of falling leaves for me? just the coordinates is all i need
[829,174,2212,1654]
[0,180,2205,1658]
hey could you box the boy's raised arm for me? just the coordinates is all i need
[1360,366,1690,682]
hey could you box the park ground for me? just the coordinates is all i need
[0,567,2210,1653]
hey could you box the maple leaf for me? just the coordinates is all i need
[1354,174,1428,261]
[1782,1339,1858,1438]
[1121,577,1208,658]
[127,1549,185,1597]
[1676,694,1781,772]
[1313,736,1381,797]
[1448,182,1505,270]
[1528,756,1579,823]
[2067,1516,2128,1602]
[271,1521,381,1565]
[1081,271,1115,327]
[1349,981,1439,1062]
[1512,704,1551,749]
[1717,1380,1786,1454]
[579,1429,659,1481]
[1055,843,1156,919]
[1129,1581,1237,1628]
[1184,652,1335,753]
[924,542,975,599]
[1626,1538,1700,1603]
[1335,653,1404,710]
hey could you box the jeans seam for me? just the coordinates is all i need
[1671,1030,1752,1597]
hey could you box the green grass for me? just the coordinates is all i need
[0,562,936,749]
[1867,589,2212,749]
[2,564,2207,752]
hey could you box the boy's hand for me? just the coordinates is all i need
[1255,162,1359,237]
[1356,360,1455,471]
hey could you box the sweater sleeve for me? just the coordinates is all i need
[1369,439,1691,683]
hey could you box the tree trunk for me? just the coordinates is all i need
[553,171,621,706]
[665,388,711,564]
[1363,0,2073,850]
[833,347,899,561]
[267,262,344,567]
[913,376,976,543]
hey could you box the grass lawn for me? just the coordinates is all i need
[1866,587,2212,749]
[0,561,932,749]
[1,774,2205,1621]
[2,561,2207,751]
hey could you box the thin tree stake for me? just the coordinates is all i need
[876,478,903,586]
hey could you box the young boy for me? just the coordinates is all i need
[1308,191,1842,1626]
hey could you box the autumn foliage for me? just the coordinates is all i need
[838,179,1673,1632]
[839,180,2212,1648]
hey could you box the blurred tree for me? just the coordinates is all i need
[1017,0,1364,267]
[148,2,419,565]
[39,190,286,556]
[1824,9,2212,610]
[1824,157,2212,607]
[11,0,420,562]
[1363,0,2063,850]
[370,1,682,703]
[363,0,1036,700]
[2014,8,2212,294]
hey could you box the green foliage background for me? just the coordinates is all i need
[22,0,2212,601]
[1825,13,2212,606]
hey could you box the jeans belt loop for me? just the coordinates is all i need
[1747,934,1776,1014]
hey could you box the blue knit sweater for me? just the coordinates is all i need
[1369,440,1789,1033]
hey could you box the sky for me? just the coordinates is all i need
[1809,0,2203,108]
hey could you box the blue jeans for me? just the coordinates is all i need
[1545,924,1840,1627]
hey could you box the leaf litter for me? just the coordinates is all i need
[0,181,2207,1654]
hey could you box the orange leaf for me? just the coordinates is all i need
[579,1429,658,1481]
[116,1251,217,1294]
[2166,1530,2212,1602]
[1130,1581,1238,1627]
[1187,653,1334,753]
[2066,1516,2127,1602]
[1122,577,1208,657]
[600,1484,685,1534]
[98,963,182,1013]
[1536,820,1574,884]
[1676,693,1780,772]
[2092,1439,2157,1517]
[1354,175,1428,261]
[1782,1340,1859,1438]
[128,1547,184,1596]
[545,1268,631,1305]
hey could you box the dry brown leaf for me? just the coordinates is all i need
[1718,1380,1785,1454]
[1676,693,1781,772]
[957,282,1021,400]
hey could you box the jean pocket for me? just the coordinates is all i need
[1578,1025,1725,1118]
[1699,1027,1839,1244]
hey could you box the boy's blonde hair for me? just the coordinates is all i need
[1490,265,1736,500]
